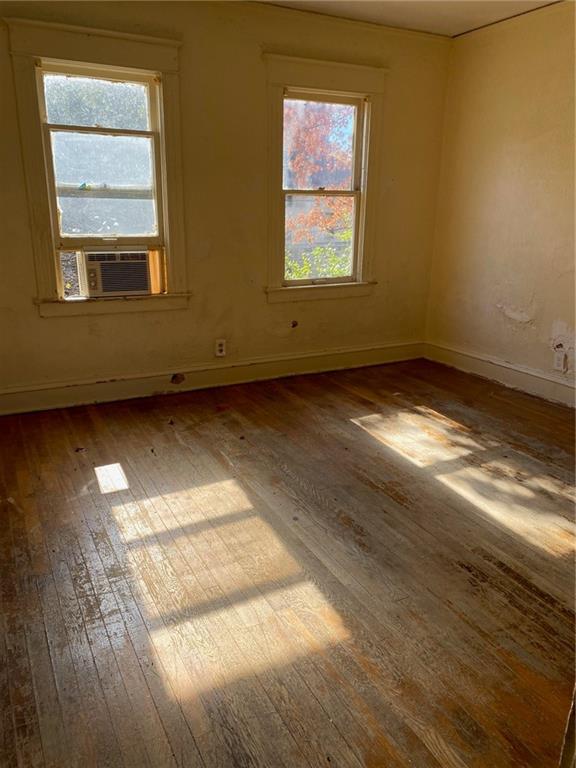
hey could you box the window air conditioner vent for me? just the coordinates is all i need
[88,253,116,262]
[84,250,151,297]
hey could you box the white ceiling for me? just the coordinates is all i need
[262,0,559,37]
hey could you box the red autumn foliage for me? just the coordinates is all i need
[283,99,355,243]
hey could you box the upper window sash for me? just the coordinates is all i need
[37,61,161,132]
[282,88,367,195]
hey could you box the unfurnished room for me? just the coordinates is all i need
[0,1,574,766]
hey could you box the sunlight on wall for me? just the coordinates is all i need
[110,477,349,699]
[95,462,129,493]
[352,413,574,555]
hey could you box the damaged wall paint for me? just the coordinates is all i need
[550,320,575,374]
[495,303,535,326]
[427,3,575,384]
[550,320,575,352]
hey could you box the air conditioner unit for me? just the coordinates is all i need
[84,250,153,297]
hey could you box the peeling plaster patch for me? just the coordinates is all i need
[550,320,575,350]
[495,303,534,325]
[550,320,575,375]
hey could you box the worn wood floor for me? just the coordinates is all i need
[0,360,574,768]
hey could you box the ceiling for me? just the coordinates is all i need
[262,0,559,37]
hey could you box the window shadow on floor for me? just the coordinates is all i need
[1,360,574,767]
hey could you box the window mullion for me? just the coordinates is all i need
[45,123,155,139]
[282,189,356,197]
[59,237,161,247]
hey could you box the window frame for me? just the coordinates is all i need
[282,88,370,287]
[265,54,387,301]
[37,60,165,257]
[7,18,188,316]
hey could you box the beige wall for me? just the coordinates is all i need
[427,2,575,391]
[0,1,574,412]
[0,1,449,409]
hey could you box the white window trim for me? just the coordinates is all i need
[6,18,189,316]
[37,60,165,255]
[282,88,367,288]
[265,54,387,302]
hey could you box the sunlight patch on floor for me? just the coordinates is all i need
[119,477,256,544]
[110,476,349,696]
[94,462,129,493]
[149,582,348,697]
[352,413,575,555]
[437,467,574,554]
[352,411,478,467]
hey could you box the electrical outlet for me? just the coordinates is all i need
[553,346,567,372]
[215,339,227,357]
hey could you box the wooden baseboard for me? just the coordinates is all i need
[424,342,575,407]
[2,339,573,415]
[0,341,424,415]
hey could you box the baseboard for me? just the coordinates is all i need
[3,339,573,415]
[424,342,575,407]
[0,341,424,415]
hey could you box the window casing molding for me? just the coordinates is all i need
[6,18,188,315]
[265,54,387,301]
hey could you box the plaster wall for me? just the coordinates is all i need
[0,1,449,407]
[427,2,575,396]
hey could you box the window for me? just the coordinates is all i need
[37,61,165,299]
[8,19,187,316]
[283,92,367,284]
[266,55,386,301]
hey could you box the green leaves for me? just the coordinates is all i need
[285,245,352,280]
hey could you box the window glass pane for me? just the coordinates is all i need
[283,99,356,191]
[51,131,157,236]
[59,251,85,298]
[43,74,150,130]
[285,194,354,280]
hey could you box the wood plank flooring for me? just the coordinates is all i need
[0,359,574,768]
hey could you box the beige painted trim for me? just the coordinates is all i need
[5,18,180,71]
[0,341,424,415]
[424,342,575,407]
[37,293,192,317]
[3,338,573,414]
[264,53,388,93]
[266,281,376,302]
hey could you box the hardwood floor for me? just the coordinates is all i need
[0,359,574,768]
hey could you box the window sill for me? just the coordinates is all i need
[37,293,191,318]
[266,281,376,303]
